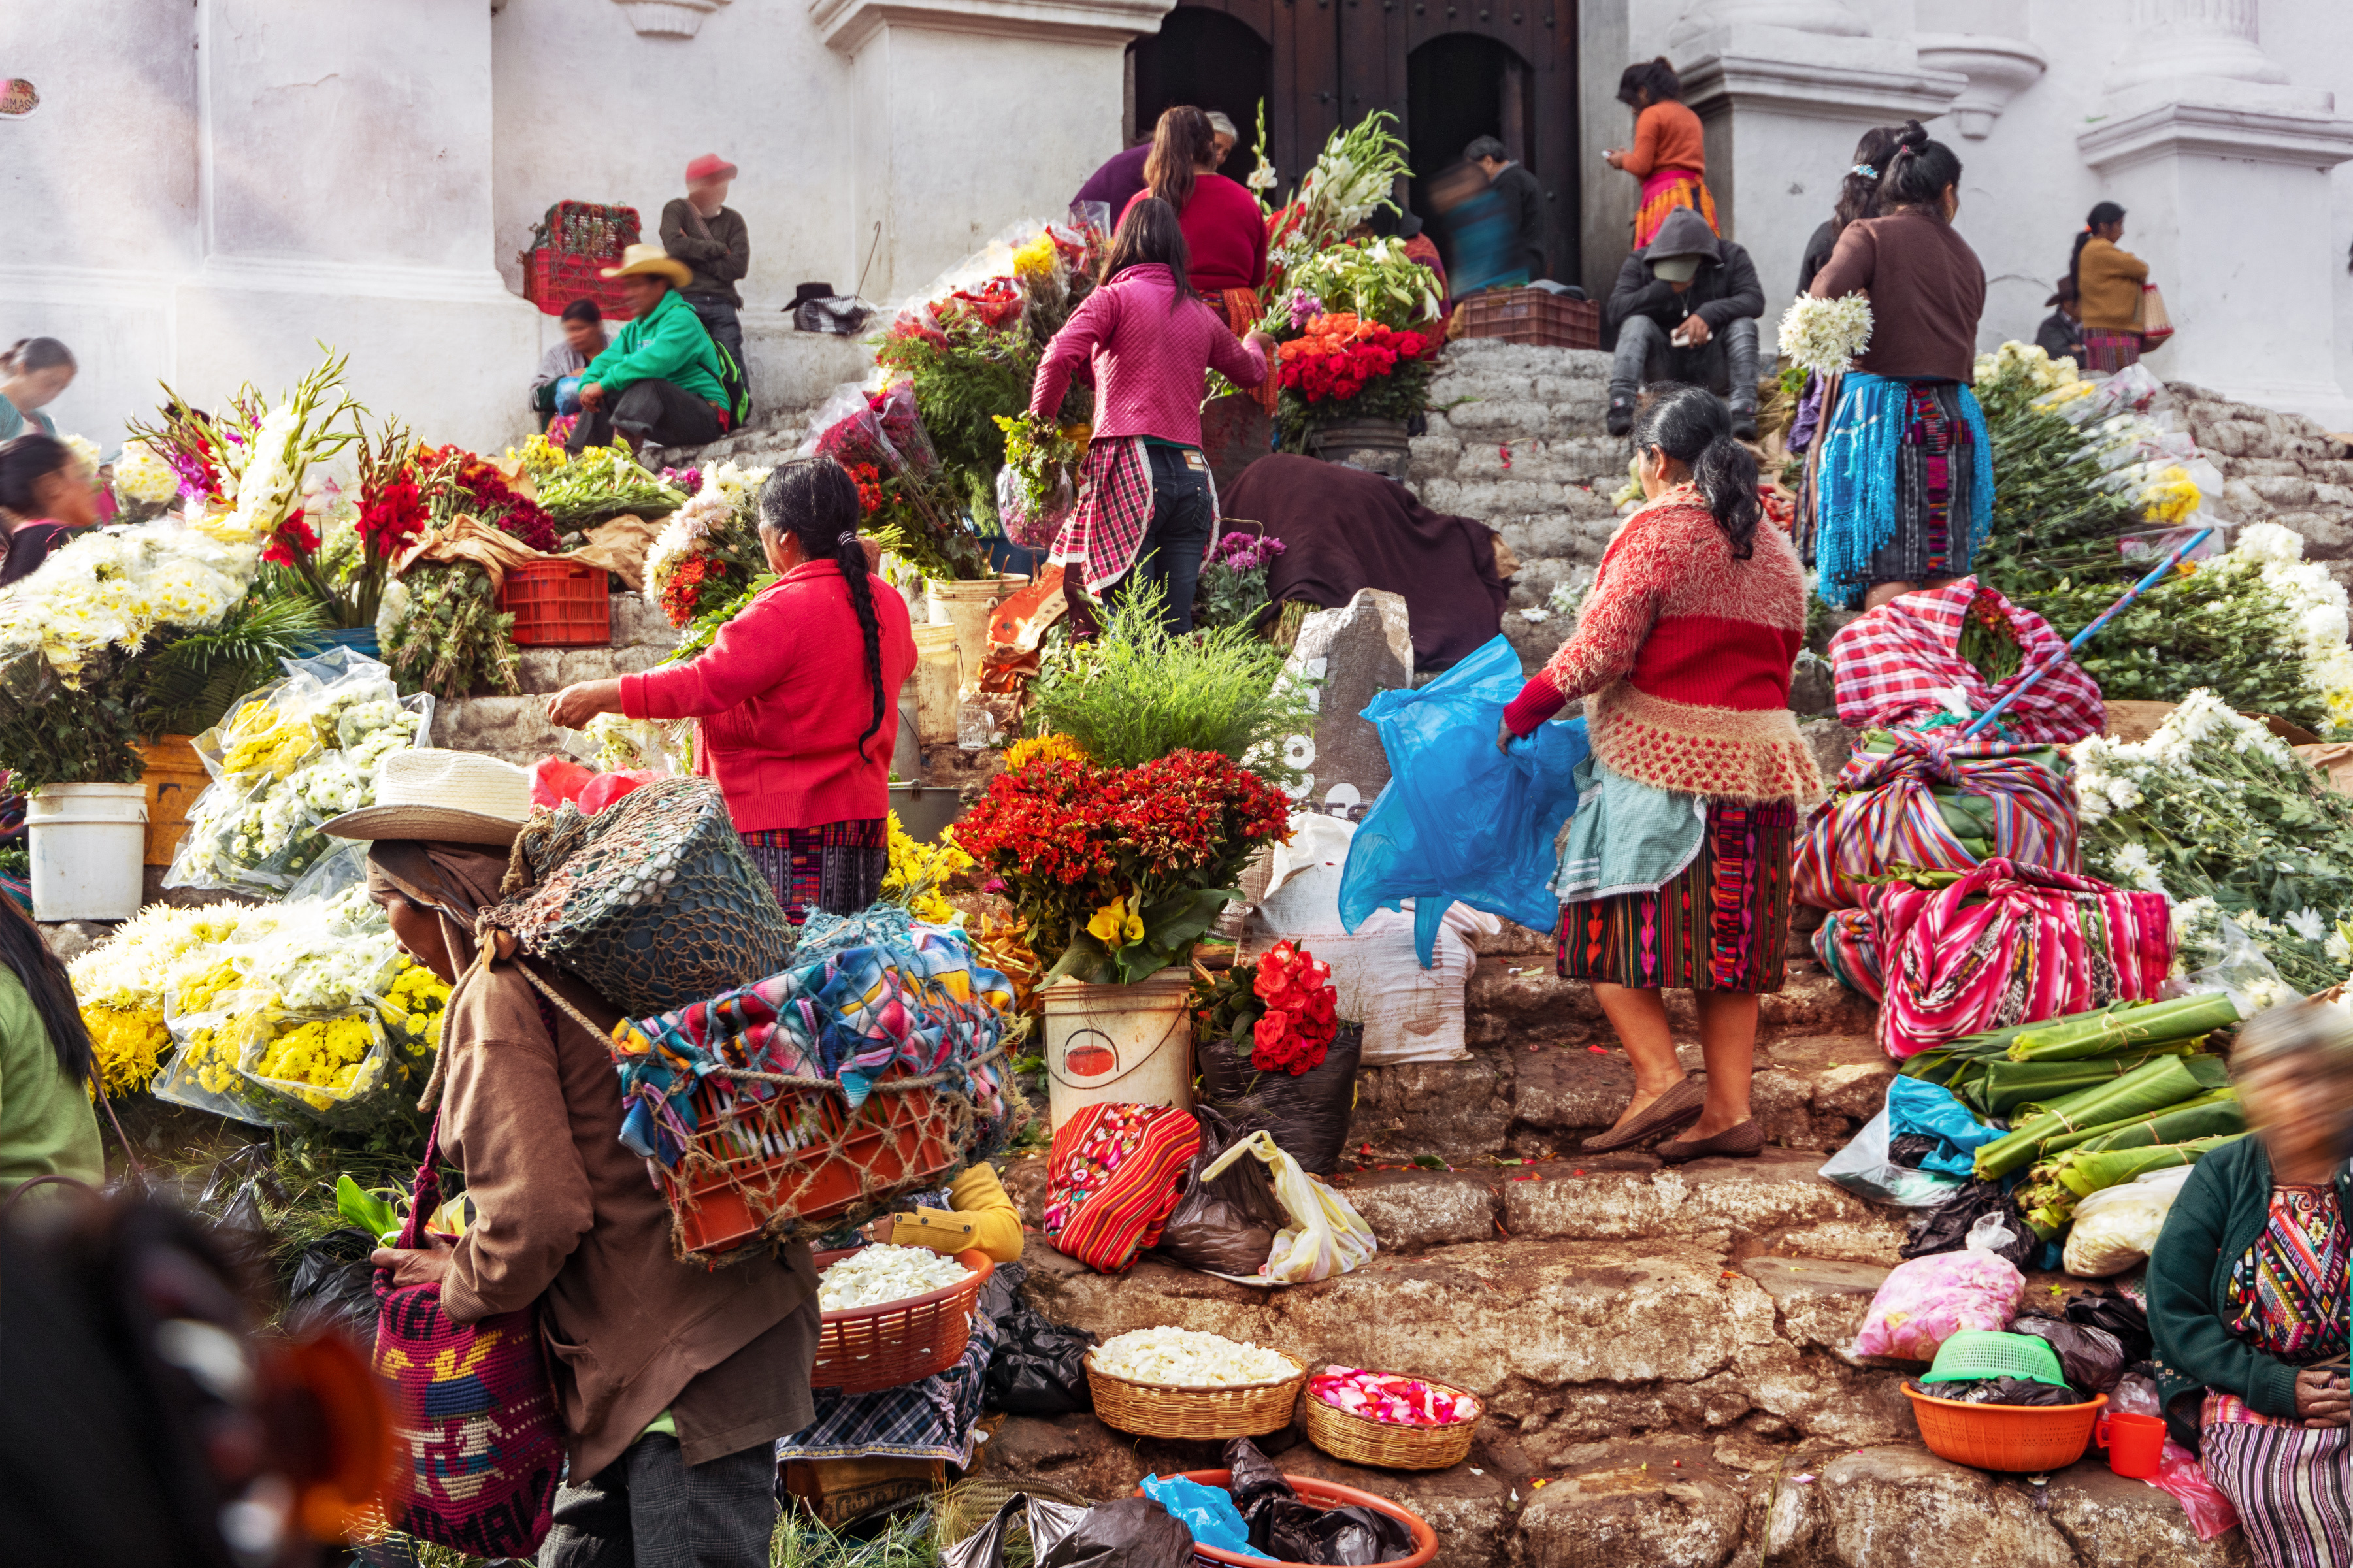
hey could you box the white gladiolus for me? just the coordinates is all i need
[1091,1327,1301,1388]
[817,1244,975,1311]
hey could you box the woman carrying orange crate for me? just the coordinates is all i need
[544,458,918,925]
[333,749,818,1568]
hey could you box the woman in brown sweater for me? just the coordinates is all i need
[1804,121,1990,613]
[2071,201,2152,371]
[340,750,816,1568]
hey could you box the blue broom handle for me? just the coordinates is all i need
[1959,527,2213,740]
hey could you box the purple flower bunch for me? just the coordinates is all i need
[1283,289,1325,333]
[1210,531,1285,573]
[659,466,703,496]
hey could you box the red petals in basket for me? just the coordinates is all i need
[1309,1366,1477,1427]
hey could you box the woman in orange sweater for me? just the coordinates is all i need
[1606,57,1718,249]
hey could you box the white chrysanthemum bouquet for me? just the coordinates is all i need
[1777,294,1874,378]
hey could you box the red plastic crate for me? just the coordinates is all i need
[497,561,611,647]
[1454,287,1601,350]
[665,1073,966,1258]
[520,201,643,320]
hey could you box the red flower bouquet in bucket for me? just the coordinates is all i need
[1250,940,1338,1075]
[1273,311,1436,451]
[1189,939,1360,1173]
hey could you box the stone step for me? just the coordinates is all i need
[972,1406,2230,1568]
[429,585,683,763]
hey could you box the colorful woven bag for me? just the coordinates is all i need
[1042,1102,1200,1273]
[1795,731,2078,910]
[372,1120,563,1557]
[1871,857,2172,1060]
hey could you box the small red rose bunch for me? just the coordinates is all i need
[1249,940,1338,1075]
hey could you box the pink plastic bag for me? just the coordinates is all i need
[529,756,597,809]
[578,769,658,815]
[1851,1247,2025,1362]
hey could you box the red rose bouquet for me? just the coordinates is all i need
[1272,311,1436,451]
[955,746,1292,983]
[1189,939,1343,1077]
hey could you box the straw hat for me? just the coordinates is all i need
[323,749,534,845]
[601,243,693,289]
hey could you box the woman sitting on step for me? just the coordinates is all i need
[2149,1000,2350,1568]
[1497,382,1823,1164]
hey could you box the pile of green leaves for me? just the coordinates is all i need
[1971,359,2141,591]
[535,442,688,525]
[382,566,520,701]
[1025,582,1317,788]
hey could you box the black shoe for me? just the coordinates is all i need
[1730,405,1759,442]
[1606,395,1634,438]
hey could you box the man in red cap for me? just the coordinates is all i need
[662,154,751,406]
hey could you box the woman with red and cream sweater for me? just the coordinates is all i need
[1499,384,1823,1163]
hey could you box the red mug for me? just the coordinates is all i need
[2096,1411,2167,1479]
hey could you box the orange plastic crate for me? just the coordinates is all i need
[663,1071,966,1258]
[497,561,610,647]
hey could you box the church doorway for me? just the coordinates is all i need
[1128,8,1275,189]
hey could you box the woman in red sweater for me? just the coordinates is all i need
[1499,384,1822,1162]
[1605,57,1718,249]
[1032,197,1273,634]
[1122,105,1273,417]
[545,458,917,923]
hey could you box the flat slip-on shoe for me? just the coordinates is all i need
[1577,1075,1705,1154]
[1655,1118,1767,1166]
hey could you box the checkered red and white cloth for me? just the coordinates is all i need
[1826,577,2104,745]
[1050,436,1157,595]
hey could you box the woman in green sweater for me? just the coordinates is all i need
[2148,1000,2349,1568]
[0,894,103,1194]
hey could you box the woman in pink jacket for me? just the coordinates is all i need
[1030,197,1275,634]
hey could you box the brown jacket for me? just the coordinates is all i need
[437,955,816,1477]
[1809,209,1986,382]
[2076,237,2149,331]
[661,198,750,308]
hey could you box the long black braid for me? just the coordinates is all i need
[759,457,887,760]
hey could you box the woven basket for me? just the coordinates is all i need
[1304,1380,1481,1470]
[1085,1352,1306,1439]
[813,1248,994,1394]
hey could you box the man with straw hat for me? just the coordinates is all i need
[333,750,817,1567]
[569,242,736,457]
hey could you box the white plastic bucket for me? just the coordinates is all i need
[1040,967,1196,1130]
[925,574,1024,691]
[27,782,149,921]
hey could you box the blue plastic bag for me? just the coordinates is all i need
[1886,1075,2003,1178]
[1338,634,1590,966]
[1140,1473,1270,1559]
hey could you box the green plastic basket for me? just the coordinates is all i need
[1922,1330,2069,1388]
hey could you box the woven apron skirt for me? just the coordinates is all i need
[1556,798,1799,994]
[2077,330,2142,374]
[738,818,889,927]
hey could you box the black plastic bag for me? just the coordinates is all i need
[2065,1289,2153,1365]
[1900,1179,2037,1271]
[283,1228,380,1348]
[1934,1377,2082,1407]
[1886,1132,1943,1170]
[942,1492,1093,1568]
[191,1144,286,1290]
[1038,1496,1194,1568]
[1153,1106,1291,1276]
[1196,1025,1362,1177]
[1223,1437,1411,1565]
[2011,1315,2126,1394]
[983,1262,1097,1414]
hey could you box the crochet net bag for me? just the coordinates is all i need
[484,776,796,1018]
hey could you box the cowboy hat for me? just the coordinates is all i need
[323,749,534,846]
[685,153,738,185]
[601,243,693,288]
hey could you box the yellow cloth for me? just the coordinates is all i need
[2076,237,2150,330]
[889,1162,1024,1263]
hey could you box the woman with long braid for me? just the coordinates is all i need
[546,457,917,923]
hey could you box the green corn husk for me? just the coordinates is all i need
[1901,1002,2140,1076]
[1908,1046,2202,1116]
[2005,992,2242,1062]
[2025,1088,2241,1163]
[1972,1054,2230,1179]
[2015,1132,2247,1235]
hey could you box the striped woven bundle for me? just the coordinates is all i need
[1871,857,2173,1060]
[1043,1102,1200,1273]
[1813,908,1884,1001]
[1794,731,2078,910]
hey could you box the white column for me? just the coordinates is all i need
[2078,0,2353,425]
[178,0,538,450]
[809,0,1165,304]
[1666,1,1964,307]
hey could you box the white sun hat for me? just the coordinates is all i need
[321,749,534,846]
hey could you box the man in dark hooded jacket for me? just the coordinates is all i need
[1605,205,1766,439]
